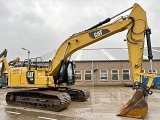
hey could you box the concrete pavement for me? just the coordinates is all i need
[1,86,160,120]
[59,86,160,120]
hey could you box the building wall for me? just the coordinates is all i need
[74,60,160,86]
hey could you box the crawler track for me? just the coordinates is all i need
[48,87,90,102]
[6,87,90,111]
[68,88,90,102]
[6,89,71,112]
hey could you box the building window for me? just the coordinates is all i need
[122,69,130,81]
[100,70,108,81]
[111,69,119,81]
[75,70,82,81]
[148,69,157,74]
[84,70,92,81]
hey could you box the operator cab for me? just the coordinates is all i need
[55,60,75,86]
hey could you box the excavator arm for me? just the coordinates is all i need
[0,49,9,88]
[0,49,20,74]
[47,3,155,118]
[0,49,9,75]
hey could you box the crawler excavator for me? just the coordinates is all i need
[0,49,8,87]
[5,3,156,118]
[0,49,20,87]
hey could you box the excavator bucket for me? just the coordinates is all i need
[117,89,148,119]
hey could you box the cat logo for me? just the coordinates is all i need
[26,71,35,84]
[89,29,110,39]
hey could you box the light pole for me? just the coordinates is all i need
[21,47,30,69]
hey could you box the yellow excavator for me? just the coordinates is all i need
[0,49,20,74]
[0,49,8,87]
[0,49,20,87]
[5,3,156,119]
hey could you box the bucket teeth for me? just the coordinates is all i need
[117,89,148,119]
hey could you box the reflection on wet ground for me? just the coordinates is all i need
[0,86,160,120]
[0,105,84,120]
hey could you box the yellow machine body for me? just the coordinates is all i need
[8,67,54,88]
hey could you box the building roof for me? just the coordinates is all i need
[41,47,160,62]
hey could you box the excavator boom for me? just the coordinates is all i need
[48,3,149,79]
[46,3,155,118]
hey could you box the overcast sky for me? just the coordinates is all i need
[0,0,159,61]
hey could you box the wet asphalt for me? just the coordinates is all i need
[0,86,160,120]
